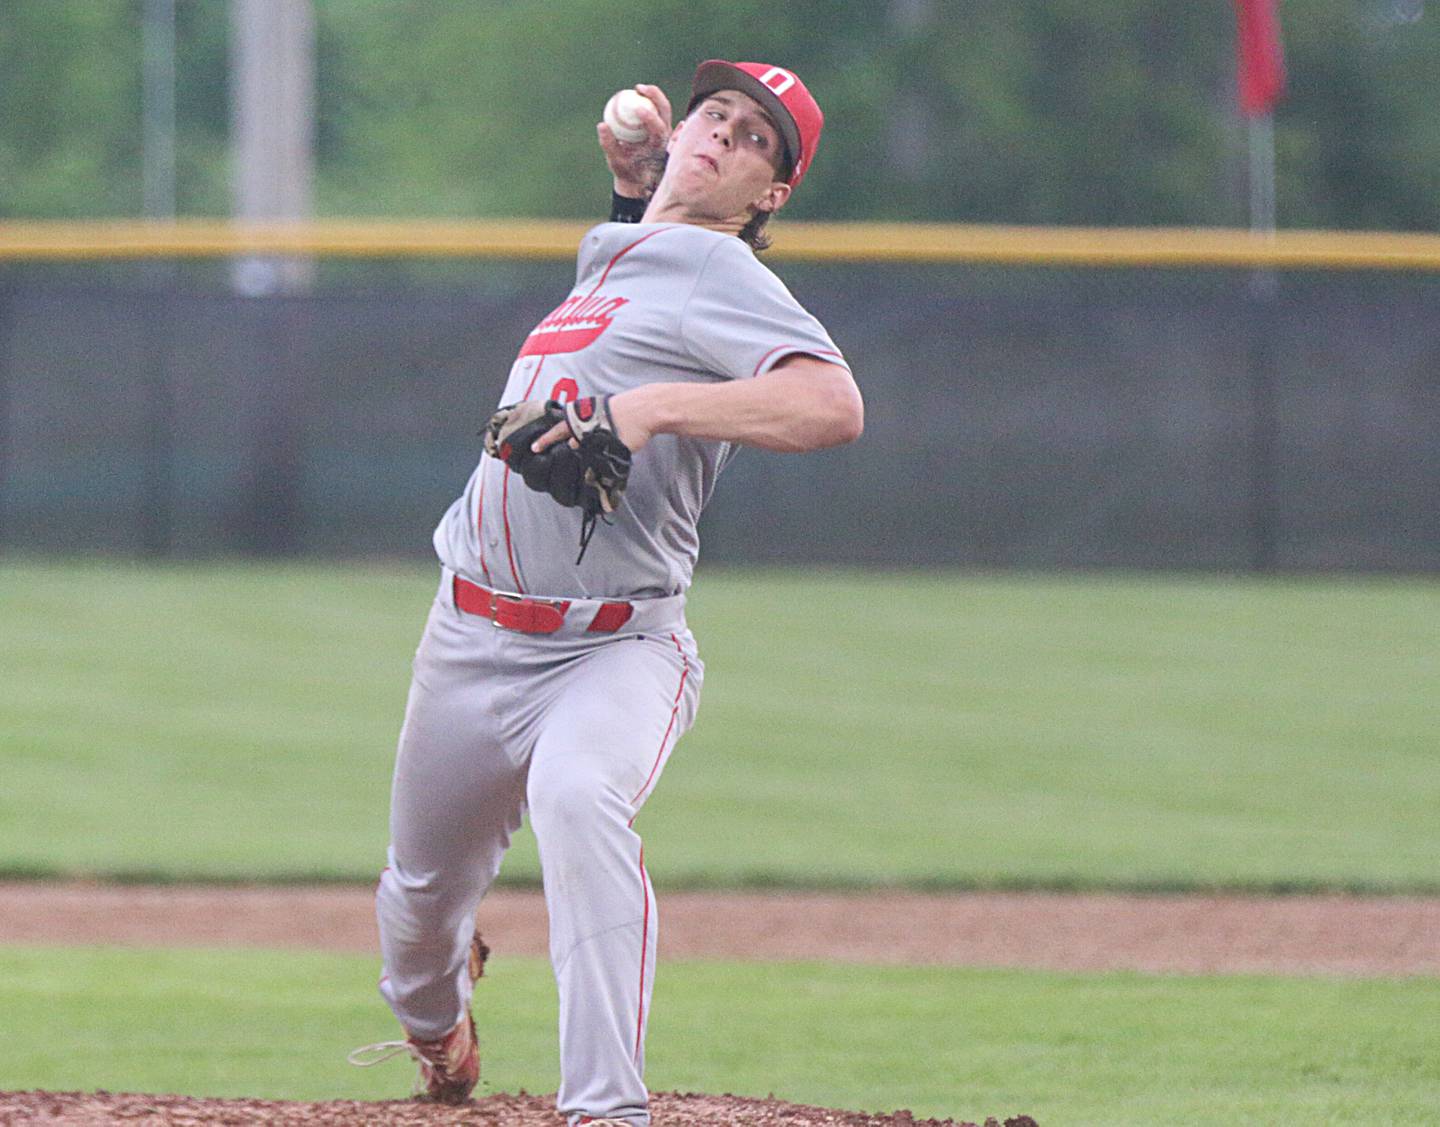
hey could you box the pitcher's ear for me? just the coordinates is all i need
[755,181,792,215]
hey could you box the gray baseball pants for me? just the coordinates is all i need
[374,569,702,1127]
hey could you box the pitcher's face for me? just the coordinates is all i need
[661,91,791,223]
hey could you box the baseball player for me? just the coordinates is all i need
[348,60,863,1127]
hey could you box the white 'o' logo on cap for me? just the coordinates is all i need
[757,67,796,97]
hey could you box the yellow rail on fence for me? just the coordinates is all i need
[2,219,1440,270]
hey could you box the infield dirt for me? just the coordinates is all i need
[0,1090,1045,1125]
[2,882,1437,975]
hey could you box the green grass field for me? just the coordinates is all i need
[2,559,1437,891]
[3,559,1439,1123]
[2,947,1437,1126]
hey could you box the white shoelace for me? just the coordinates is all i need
[347,1039,443,1098]
[346,1039,424,1068]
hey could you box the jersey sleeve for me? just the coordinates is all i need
[680,237,848,381]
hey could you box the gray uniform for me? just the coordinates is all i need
[374,221,847,1126]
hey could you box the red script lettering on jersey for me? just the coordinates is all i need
[519,293,628,356]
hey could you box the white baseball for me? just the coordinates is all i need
[604,89,651,144]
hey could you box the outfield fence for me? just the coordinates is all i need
[1,222,1436,571]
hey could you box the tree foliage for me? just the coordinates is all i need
[2,0,1437,229]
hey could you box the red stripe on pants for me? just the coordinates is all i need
[634,845,649,1063]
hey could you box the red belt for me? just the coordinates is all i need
[452,576,634,635]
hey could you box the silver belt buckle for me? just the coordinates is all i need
[488,587,523,628]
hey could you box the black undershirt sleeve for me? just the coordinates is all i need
[610,191,647,224]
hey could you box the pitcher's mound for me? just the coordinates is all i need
[0,1089,1038,1126]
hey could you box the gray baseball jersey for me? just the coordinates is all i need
[433,221,848,599]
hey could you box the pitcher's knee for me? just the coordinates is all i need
[528,763,631,847]
[377,863,471,945]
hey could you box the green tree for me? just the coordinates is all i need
[0,2,142,218]
[2,0,1438,232]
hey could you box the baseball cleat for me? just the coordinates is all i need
[409,1012,481,1103]
[348,1012,479,1104]
[349,928,489,1103]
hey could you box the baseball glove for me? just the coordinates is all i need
[482,396,632,562]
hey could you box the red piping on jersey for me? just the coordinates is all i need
[519,353,547,401]
[634,844,650,1064]
[628,634,690,808]
[751,345,846,380]
[595,227,672,293]
[501,465,523,593]
[476,468,494,586]
[494,355,549,594]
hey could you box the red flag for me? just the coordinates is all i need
[1235,0,1286,116]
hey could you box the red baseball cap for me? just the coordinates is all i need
[688,59,825,189]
